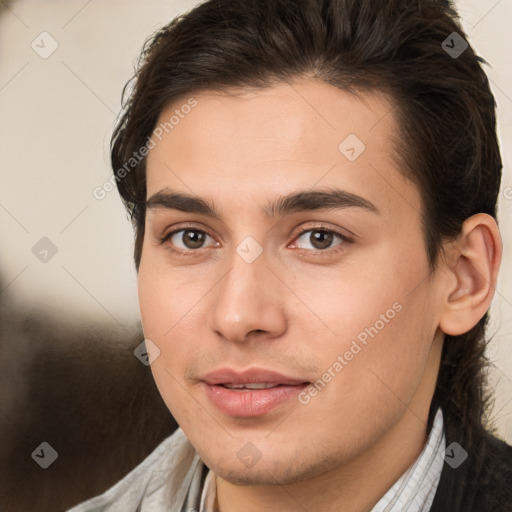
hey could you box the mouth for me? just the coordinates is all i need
[220,383,287,390]
[201,368,310,417]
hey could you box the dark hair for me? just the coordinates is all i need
[111,0,502,441]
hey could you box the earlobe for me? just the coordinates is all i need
[439,213,502,336]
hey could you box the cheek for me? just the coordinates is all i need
[138,267,181,378]
[290,256,436,400]
[137,256,207,340]
[137,261,214,416]
[319,289,435,424]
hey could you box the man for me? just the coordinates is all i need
[68,0,512,510]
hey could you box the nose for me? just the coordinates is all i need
[207,250,287,344]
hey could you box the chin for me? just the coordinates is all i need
[200,445,341,487]
[217,468,281,486]
[211,463,303,487]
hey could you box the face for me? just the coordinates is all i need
[138,80,445,486]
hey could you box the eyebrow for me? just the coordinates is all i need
[145,187,379,219]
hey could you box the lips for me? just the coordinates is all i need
[201,368,310,417]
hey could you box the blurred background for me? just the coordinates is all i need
[0,0,511,510]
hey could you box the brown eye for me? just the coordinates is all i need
[310,231,334,250]
[294,228,348,251]
[168,229,213,250]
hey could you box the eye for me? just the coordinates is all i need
[164,228,218,251]
[292,227,350,252]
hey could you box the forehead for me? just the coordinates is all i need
[145,80,421,222]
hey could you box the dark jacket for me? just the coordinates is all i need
[428,397,512,511]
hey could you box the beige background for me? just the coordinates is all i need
[0,0,511,442]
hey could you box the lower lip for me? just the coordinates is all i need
[203,383,308,417]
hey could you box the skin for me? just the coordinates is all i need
[138,80,501,512]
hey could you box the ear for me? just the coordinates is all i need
[439,213,502,336]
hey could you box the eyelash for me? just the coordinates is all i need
[158,224,353,258]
